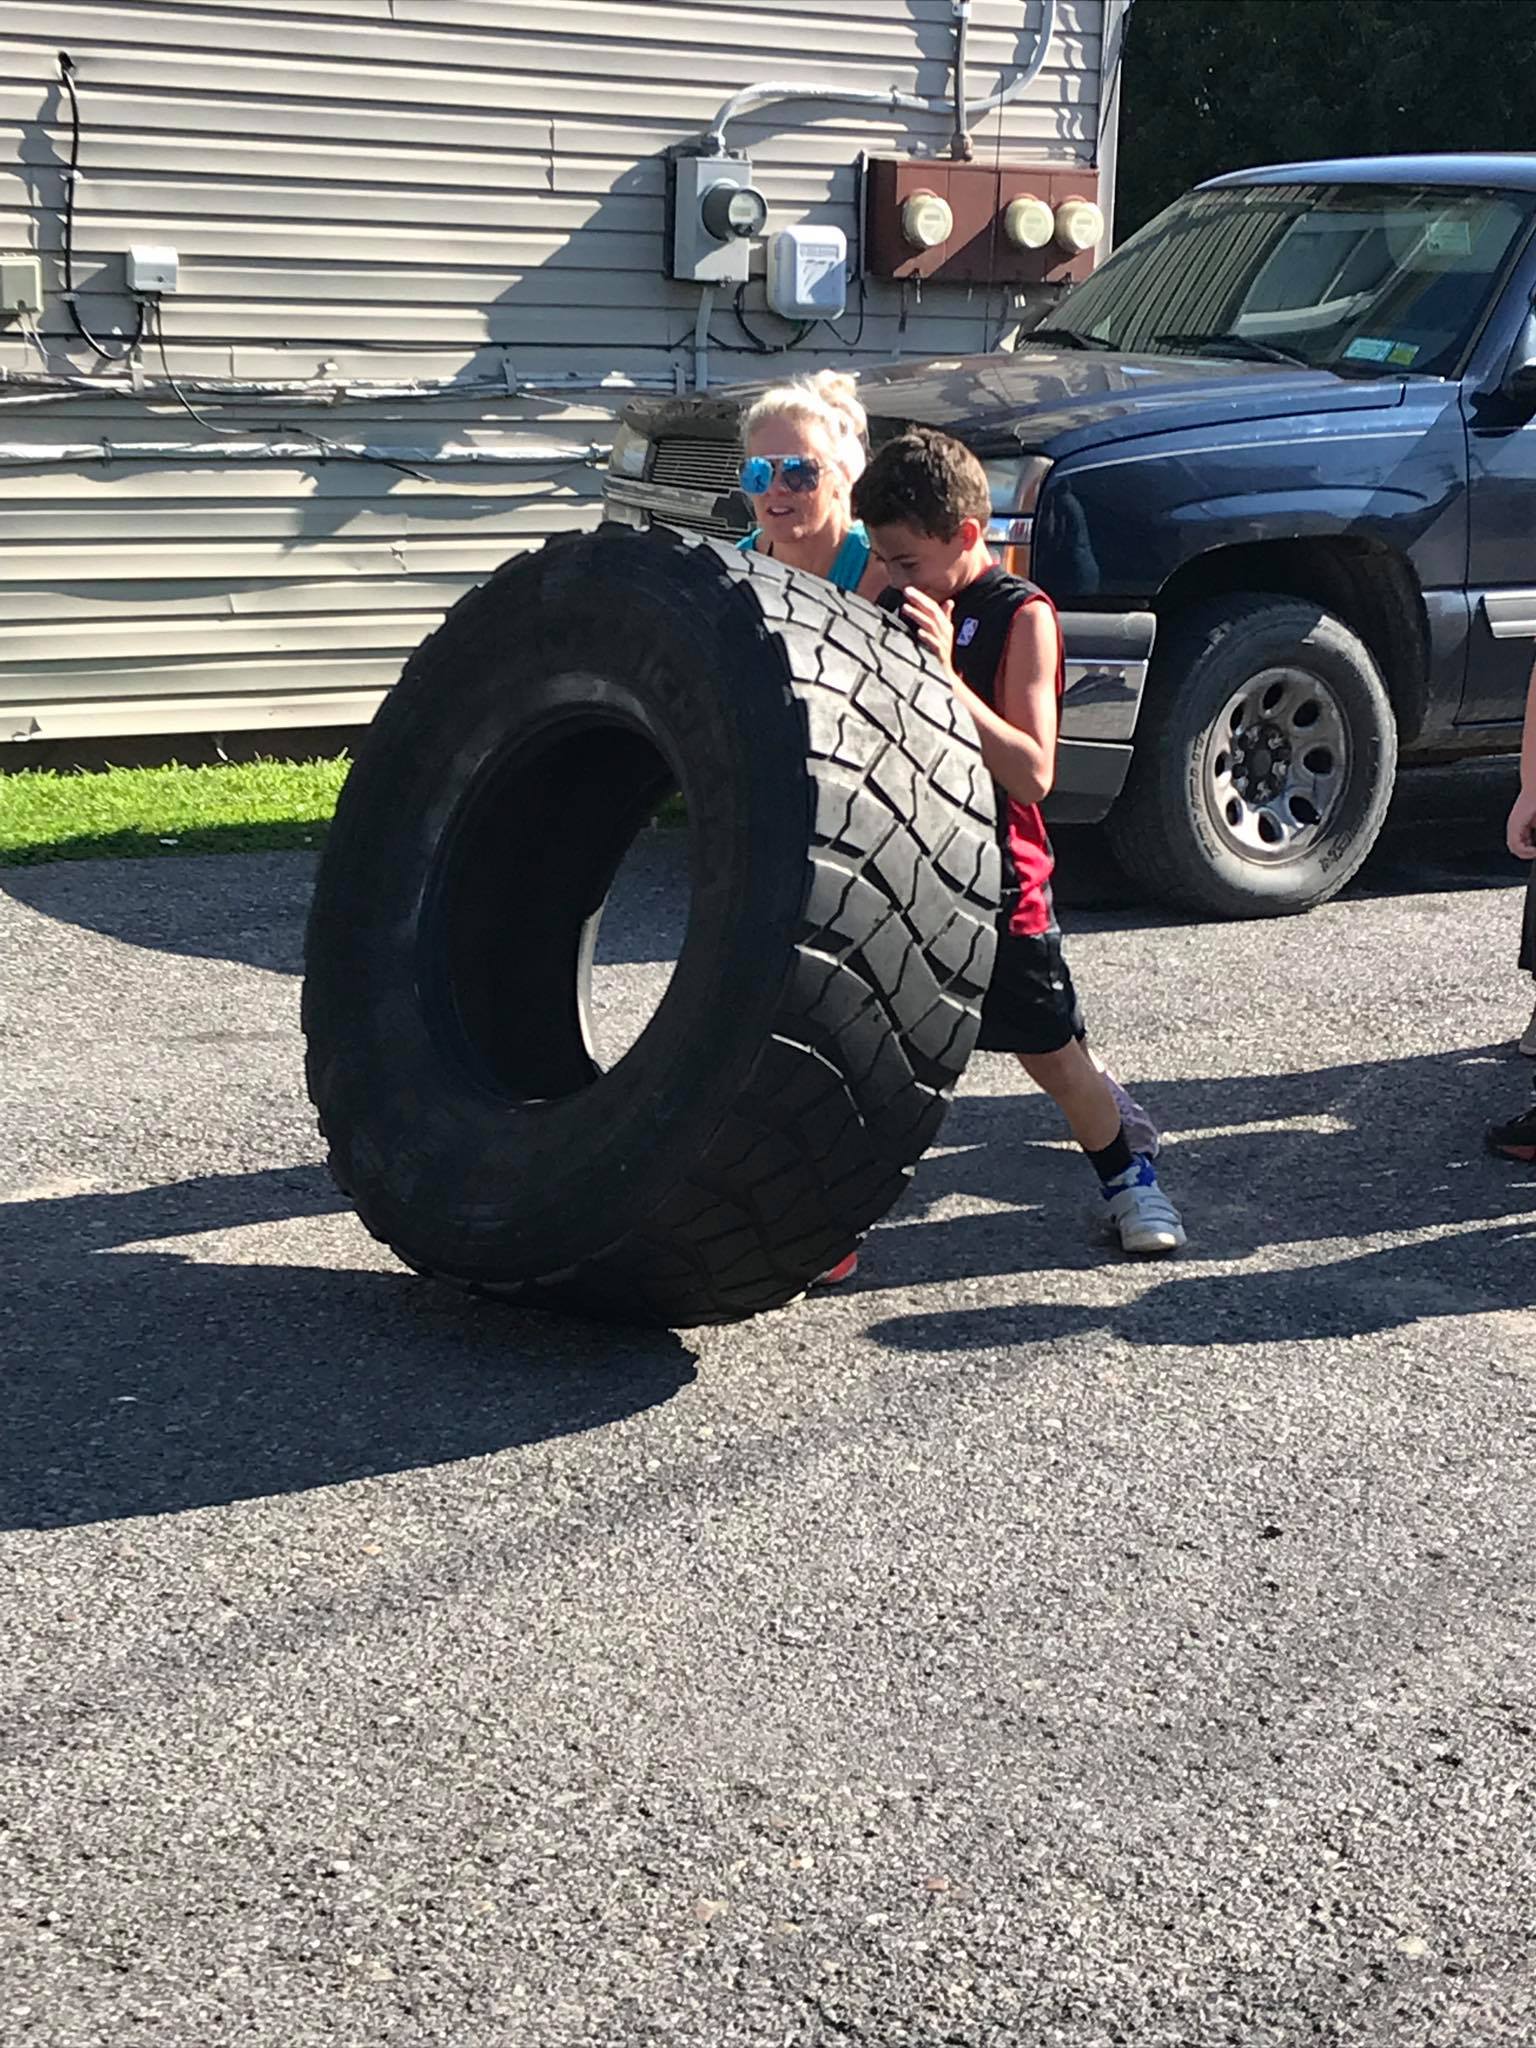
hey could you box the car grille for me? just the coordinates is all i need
[646,435,750,537]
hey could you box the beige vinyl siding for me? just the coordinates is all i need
[0,0,1106,742]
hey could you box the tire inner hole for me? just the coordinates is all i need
[424,718,687,1101]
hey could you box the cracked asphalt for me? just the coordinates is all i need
[2,761,1534,2046]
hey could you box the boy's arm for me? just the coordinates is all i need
[1510,655,1536,859]
[956,602,1059,807]
[899,588,1059,805]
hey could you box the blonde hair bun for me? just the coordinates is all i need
[741,370,868,484]
[806,369,866,440]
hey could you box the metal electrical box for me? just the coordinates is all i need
[667,154,767,284]
[0,253,43,316]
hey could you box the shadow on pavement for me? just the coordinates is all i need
[1052,757,1524,918]
[856,1041,1536,1337]
[2,762,1525,965]
[0,847,315,973]
[867,1218,1536,1356]
[0,827,692,974]
[1,1165,696,1532]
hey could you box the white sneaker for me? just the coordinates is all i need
[1102,1157,1186,1255]
[1520,998,1536,1058]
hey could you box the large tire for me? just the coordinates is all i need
[302,524,999,1327]
[1107,593,1398,919]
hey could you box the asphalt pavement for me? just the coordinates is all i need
[2,762,1534,2046]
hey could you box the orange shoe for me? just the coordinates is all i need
[815,1253,859,1285]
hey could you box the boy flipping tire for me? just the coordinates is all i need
[853,428,1186,1255]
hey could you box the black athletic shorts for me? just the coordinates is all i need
[1522,863,1536,976]
[975,923,1087,1057]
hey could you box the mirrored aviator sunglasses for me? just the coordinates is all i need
[739,453,823,496]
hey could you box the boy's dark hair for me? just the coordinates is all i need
[851,426,991,539]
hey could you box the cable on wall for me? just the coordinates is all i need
[55,51,148,364]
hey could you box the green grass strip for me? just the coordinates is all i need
[0,756,352,866]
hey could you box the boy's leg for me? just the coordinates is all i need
[1019,1039,1125,1162]
[978,926,1184,1253]
[1087,1047,1161,1157]
[1020,1040,1185,1254]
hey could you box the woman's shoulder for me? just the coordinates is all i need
[735,529,761,553]
[831,521,872,587]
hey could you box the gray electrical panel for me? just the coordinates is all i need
[668,154,766,284]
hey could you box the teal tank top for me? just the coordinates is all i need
[736,520,871,593]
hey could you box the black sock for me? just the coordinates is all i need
[1086,1125,1135,1184]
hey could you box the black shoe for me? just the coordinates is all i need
[1486,1103,1536,1161]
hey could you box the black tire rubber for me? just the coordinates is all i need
[302,524,1000,1327]
[1106,593,1398,919]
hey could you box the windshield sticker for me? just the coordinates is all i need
[1387,341,1420,367]
[1425,218,1473,256]
[1344,337,1393,363]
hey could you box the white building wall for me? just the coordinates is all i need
[0,0,1108,743]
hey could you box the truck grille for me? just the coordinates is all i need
[646,435,750,538]
[650,436,738,494]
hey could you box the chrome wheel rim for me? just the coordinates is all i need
[1201,666,1350,863]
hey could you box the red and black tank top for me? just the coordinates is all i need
[948,565,1064,938]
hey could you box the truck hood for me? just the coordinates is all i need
[626,349,1407,458]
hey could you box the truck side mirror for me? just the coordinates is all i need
[1501,314,1536,416]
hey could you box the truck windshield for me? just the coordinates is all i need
[1026,181,1533,378]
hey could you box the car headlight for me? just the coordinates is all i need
[608,421,651,479]
[983,454,1053,576]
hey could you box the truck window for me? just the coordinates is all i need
[1027,182,1533,378]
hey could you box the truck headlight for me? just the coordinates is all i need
[608,421,651,479]
[983,454,1053,577]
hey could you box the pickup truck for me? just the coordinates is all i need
[603,155,1536,918]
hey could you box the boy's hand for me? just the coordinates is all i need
[1508,787,1536,860]
[900,588,958,679]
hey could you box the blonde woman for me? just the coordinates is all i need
[737,372,883,1287]
[736,371,886,602]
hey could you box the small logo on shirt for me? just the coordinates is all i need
[955,617,979,647]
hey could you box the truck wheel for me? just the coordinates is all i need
[1107,593,1398,918]
[302,525,999,1327]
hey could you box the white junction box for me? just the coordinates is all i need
[0,253,43,315]
[127,244,179,294]
[766,224,848,321]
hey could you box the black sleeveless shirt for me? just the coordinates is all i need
[882,565,1061,936]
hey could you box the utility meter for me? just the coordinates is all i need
[1002,194,1055,252]
[701,181,768,244]
[1054,197,1106,255]
[900,190,954,252]
[669,153,768,283]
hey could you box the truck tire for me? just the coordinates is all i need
[1107,593,1398,919]
[302,525,999,1327]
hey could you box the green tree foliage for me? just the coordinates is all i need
[1117,0,1536,236]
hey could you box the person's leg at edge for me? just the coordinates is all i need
[1487,1072,1536,1161]
[1520,863,1536,1056]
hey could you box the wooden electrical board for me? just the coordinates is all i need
[864,158,1102,287]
